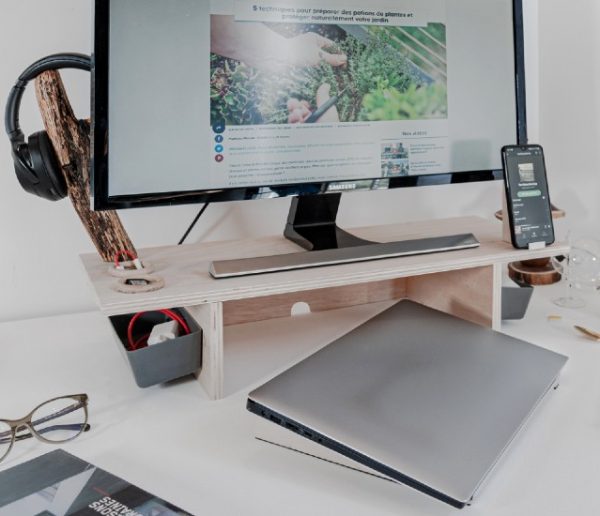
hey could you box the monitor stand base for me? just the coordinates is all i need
[210,193,480,279]
[283,193,375,251]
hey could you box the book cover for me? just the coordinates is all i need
[0,449,193,516]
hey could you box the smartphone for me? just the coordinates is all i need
[501,144,555,249]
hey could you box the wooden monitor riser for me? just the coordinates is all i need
[81,216,568,400]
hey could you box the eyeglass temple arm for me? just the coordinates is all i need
[0,423,90,445]
[30,402,85,427]
[0,401,88,444]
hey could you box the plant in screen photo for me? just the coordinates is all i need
[283,30,417,123]
[210,21,448,126]
[360,83,448,121]
[210,55,264,125]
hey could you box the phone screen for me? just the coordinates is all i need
[503,146,554,248]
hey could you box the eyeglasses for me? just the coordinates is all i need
[0,394,90,464]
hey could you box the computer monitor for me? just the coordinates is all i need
[92,0,526,275]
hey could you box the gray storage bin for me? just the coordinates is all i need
[502,283,534,320]
[109,309,202,388]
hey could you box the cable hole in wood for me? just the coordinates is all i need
[290,302,311,317]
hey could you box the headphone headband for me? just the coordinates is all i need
[5,53,91,143]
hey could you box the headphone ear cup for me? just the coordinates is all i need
[12,144,39,197]
[27,131,68,201]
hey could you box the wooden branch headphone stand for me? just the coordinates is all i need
[34,70,136,263]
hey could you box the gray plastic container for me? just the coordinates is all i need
[109,309,202,388]
[502,284,534,320]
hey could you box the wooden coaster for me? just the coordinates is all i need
[114,275,165,294]
[508,260,561,286]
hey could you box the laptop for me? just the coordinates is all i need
[247,301,568,508]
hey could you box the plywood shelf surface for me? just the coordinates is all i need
[81,216,567,316]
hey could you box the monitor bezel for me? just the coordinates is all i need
[92,0,527,210]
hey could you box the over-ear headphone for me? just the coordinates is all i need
[4,53,91,201]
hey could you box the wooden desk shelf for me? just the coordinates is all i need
[81,216,568,400]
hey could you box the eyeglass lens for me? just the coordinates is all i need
[30,397,87,443]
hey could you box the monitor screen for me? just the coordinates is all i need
[93,0,526,209]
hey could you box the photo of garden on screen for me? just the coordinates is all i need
[210,15,448,126]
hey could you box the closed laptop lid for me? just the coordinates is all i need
[248,301,568,505]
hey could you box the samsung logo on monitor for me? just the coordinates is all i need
[329,183,357,191]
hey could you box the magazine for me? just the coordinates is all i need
[0,449,194,516]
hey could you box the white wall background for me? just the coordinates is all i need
[1,0,594,323]
[538,0,600,237]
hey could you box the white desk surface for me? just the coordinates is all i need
[1,284,599,516]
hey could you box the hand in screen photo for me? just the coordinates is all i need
[287,99,312,123]
[211,16,347,70]
[287,84,340,123]
[283,33,348,68]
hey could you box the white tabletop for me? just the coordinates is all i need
[1,284,599,515]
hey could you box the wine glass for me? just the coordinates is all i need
[553,237,600,308]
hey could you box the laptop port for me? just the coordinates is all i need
[285,422,299,432]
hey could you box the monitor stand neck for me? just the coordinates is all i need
[284,193,374,250]
[209,192,480,278]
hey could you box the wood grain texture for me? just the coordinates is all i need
[508,260,561,286]
[186,303,224,400]
[80,216,569,316]
[35,70,135,262]
[491,263,503,331]
[406,266,496,328]
[223,279,407,326]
